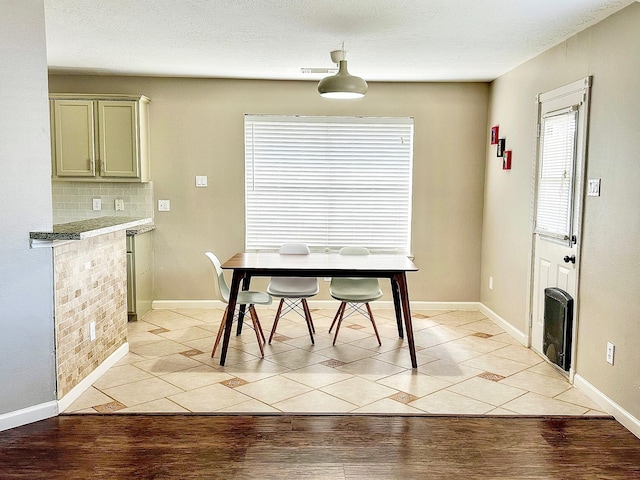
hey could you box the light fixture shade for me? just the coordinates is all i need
[318,60,368,99]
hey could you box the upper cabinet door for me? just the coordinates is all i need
[53,100,96,177]
[50,94,151,183]
[97,101,139,178]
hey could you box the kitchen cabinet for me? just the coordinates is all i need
[127,229,154,321]
[50,94,151,182]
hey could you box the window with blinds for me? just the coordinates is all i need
[535,107,578,242]
[244,115,414,253]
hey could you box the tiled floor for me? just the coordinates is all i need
[64,306,606,416]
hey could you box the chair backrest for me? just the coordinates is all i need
[339,246,371,256]
[279,243,311,255]
[204,252,230,303]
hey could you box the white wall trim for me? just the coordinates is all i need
[153,299,223,310]
[0,401,59,433]
[479,303,529,346]
[573,374,640,439]
[57,342,129,413]
[152,299,482,311]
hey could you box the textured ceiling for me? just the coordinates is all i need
[43,0,634,82]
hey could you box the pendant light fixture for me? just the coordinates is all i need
[317,46,368,99]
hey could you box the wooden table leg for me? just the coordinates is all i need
[235,274,252,336]
[220,270,243,366]
[390,277,404,339]
[394,272,417,369]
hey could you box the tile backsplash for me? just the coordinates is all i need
[52,181,154,224]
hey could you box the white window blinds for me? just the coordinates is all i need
[244,115,414,253]
[535,107,578,241]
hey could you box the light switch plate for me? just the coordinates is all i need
[158,199,171,211]
[588,178,601,197]
[195,175,208,187]
[92,198,101,211]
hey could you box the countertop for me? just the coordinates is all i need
[30,217,154,241]
[126,223,155,236]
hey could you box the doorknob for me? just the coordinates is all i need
[563,255,576,264]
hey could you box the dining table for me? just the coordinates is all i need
[219,252,420,368]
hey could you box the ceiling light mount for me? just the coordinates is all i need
[318,46,367,99]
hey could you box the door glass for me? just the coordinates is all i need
[535,108,578,243]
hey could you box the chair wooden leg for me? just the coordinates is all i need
[249,305,265,358]
[332,302,347,346]
[366,302,382,346]
[211,307,228,357]
[252,308,266,344]
[329,302,345,333]
[301,298,315,333]
[301,298,314,344]
[268,298,285,344]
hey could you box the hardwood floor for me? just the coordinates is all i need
[1,415,639,479]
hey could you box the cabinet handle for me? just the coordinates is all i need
[89,158,95,175]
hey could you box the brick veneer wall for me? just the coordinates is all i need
[53,231,127,398]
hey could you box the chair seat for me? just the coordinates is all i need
[267,277,319,297]
[237,290,272,306]
[330,277,382,302]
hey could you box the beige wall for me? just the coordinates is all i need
[482,3,640,421]
[48,75,489,303]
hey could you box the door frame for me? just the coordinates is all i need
[526,77,592,381]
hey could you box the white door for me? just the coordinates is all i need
[530,78,591,373]
[531,235,577,352]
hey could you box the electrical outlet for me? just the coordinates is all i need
[158,199,171,211]
[89,321,96,342]
[92,198,102,211]
[606,342,615,365]
[489,276,493,290]
[114,198,124,211]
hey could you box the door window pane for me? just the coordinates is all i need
[535,109,578,242]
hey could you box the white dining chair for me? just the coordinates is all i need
[267,243,319,344]
[205,252,271,358]
[329,246,382,346]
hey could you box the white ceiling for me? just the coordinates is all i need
[43,0,635,82]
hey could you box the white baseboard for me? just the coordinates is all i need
[0,401,58,432]
[57,342,129,413]
[479,303,528,346]
[573,374,640,439]
[152,299,483,311]
[152,299,223,309]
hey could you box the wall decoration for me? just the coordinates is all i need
[490,125,499,145]
[502,150,512,170]
[497,138,506,157]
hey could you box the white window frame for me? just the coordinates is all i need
[244,115,414,254]
[533,77,591,248]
